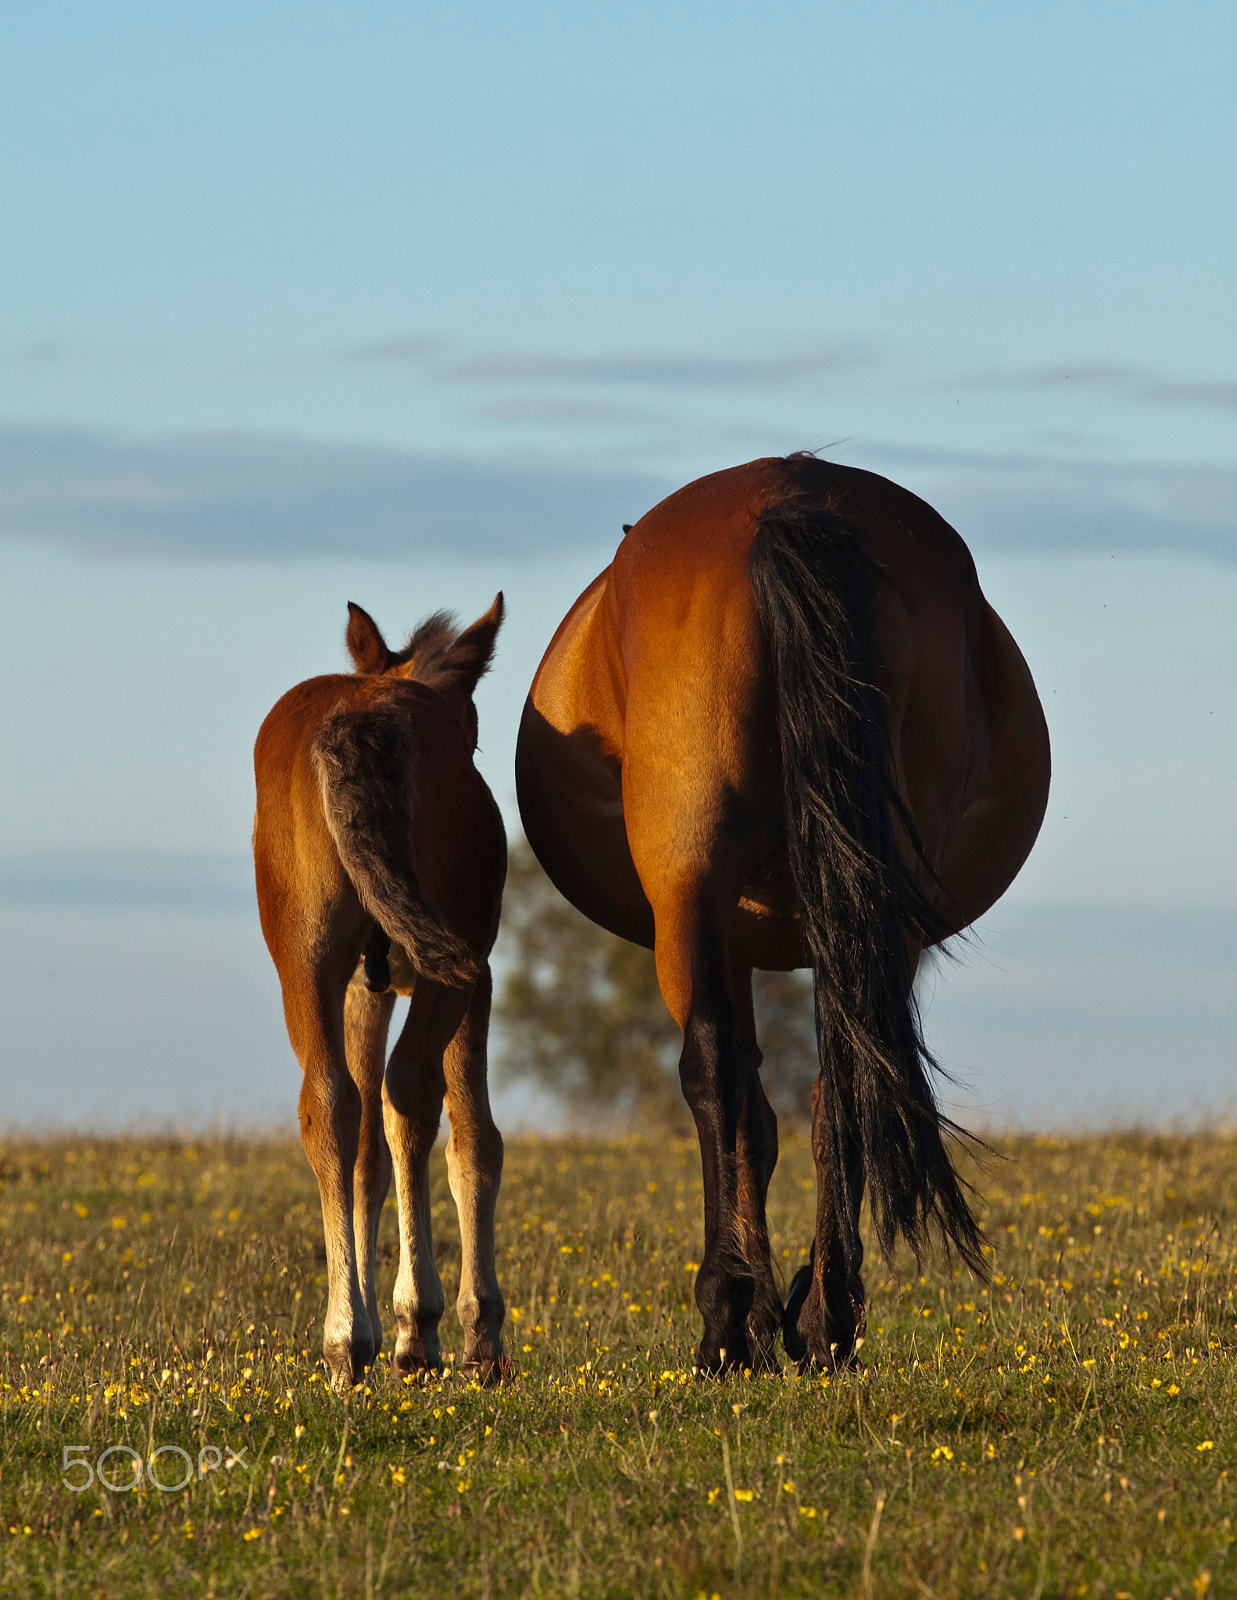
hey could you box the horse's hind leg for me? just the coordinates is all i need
[344,975,395,1357]
[784,1075,867,1370]
[382,977,470,1375]
[646,884,755,1372]
[443,965,506,1382]
[731,965,782,1367]
[283,964,377,1388]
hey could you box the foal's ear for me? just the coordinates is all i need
[345,602,390,674]
[439,592,505,697]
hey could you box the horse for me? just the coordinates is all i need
[253,596,508,1388]
[515,455,1050,1373]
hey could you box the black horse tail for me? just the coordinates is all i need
[748,500,986,1277]
[313,700,480,989]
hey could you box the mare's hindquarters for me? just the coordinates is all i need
[520,456,1045,1375]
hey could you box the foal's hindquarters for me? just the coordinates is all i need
[254,599,508,1387]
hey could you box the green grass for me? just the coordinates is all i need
[2,1130,1235,1598]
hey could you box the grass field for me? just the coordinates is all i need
[2,1130,1235,1598]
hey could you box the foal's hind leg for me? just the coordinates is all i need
[344,975,395,1358]
[731,965,782,1367]
[382,977,470,1375]
[443,965,507,1382]
[283,963,377,1388]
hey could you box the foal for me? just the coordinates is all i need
[254,597,508,1387]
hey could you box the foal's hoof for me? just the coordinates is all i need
[393,1344,443,1381]
[324,1341,378,1391]
[462,1355,512,1387]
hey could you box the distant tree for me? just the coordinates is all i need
[494,838,818,1130]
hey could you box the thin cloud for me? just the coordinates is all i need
[439,343,874,388]
[853,440,1237,561]
[474,396,666,427]
[0,422,1233,563]
[962,361,1237,413]
[342,336,450,364]
[0,851,254,913]
[0,423,671,560]
[338,336,872,387]
[6,341,67,366]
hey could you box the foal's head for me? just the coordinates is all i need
[344,594,504,749]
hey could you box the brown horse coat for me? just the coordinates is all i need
[254,598,507,1386]
[517,456,1049,1371]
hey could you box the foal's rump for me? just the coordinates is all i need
[253,672,487,993]
[311,685,482,989]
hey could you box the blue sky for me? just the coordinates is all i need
[1,2,1234,1129]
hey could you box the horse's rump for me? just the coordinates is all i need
[313,695,480,988]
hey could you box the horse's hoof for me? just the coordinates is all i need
[747,1291,785,1372]
[692,1335,754,1378]
[323,1321,378,1389]
[782,1265,812,1364]
[324,1348,377,1391]
[744,1325,783,1375]
[462,1355,512,1387]
[393,1346,443,1381]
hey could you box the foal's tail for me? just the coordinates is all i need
[748,500,985,1276]
[312,700,480,988]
